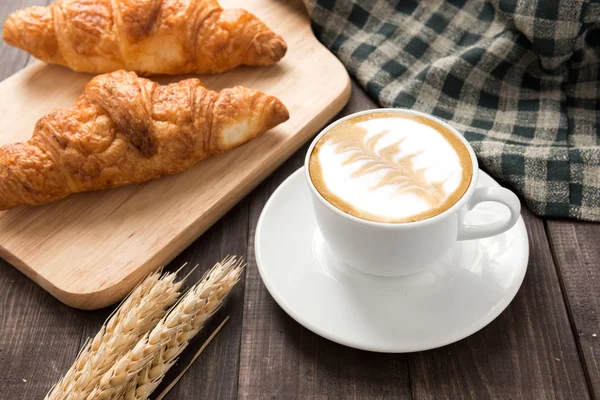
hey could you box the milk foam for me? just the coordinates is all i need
[313,115,469,222]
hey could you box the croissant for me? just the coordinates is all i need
[0,70,289,210]
[2,0,287,75]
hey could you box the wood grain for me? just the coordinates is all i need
[1,0,597,398]
[410,208,590,399]
[72,203,251,400]
[0,9,253,392]
[547,220,600,398]
[0,3,85,399]
[154,201,250,399]
[238,83,592,399]
[0,259,84,398]
[237,84,411,400]
[0,0,351,310]
[239,150,412,400]
[0,201,251,399]
[0,0,48,80]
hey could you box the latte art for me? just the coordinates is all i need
[309,113,472,223]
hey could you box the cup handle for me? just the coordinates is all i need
[457,187,521,241]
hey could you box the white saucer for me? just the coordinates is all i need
[255,168,528,352]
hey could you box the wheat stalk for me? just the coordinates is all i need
[46,270,184,400]
[155,316,230,400]
[87,256,244,400]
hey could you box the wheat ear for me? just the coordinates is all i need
[87,256,245,400]
[46,270,183,400]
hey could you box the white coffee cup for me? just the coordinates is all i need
[305,108,521,276]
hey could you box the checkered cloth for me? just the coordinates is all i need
[303,0,600,221]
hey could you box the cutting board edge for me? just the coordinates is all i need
[24,68,352,310]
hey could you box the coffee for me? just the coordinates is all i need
[309,112,472,223]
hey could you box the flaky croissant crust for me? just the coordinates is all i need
[3,0,287,75]
[0,70,289,210]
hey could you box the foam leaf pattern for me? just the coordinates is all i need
[331,125,447,207]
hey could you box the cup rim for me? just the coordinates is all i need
[304,108,480,229]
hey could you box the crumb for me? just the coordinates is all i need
[555,357,561,361]
[593,333,597,337]
[22,379,27,382]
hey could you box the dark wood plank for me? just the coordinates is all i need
[0,0,250,397]
[0,262,87,398]
[238,80,591,399]
[0,2,84,398]
[0,201,250,399]
[69,202,249,400]
[237,152,310,399]
[410,208,590,399]
[547,220,600,397]
[238,83,412,399]
[158,200,250,400]
[1,1,250,398]
[0,0,49,80]
[0,0,594,397]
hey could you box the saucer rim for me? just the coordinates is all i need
[255,167,529,353]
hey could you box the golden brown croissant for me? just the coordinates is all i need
[0,70,289,210]
[2,0,287,75]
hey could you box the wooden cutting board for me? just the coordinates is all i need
[0,0,350,309]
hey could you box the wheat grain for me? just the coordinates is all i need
[46,270,183,400]
[87,256,244,400]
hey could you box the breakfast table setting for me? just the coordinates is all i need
[0,0,599,399]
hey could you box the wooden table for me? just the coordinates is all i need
[1,1,598,398]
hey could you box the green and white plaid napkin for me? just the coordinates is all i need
[303,0,600,221]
